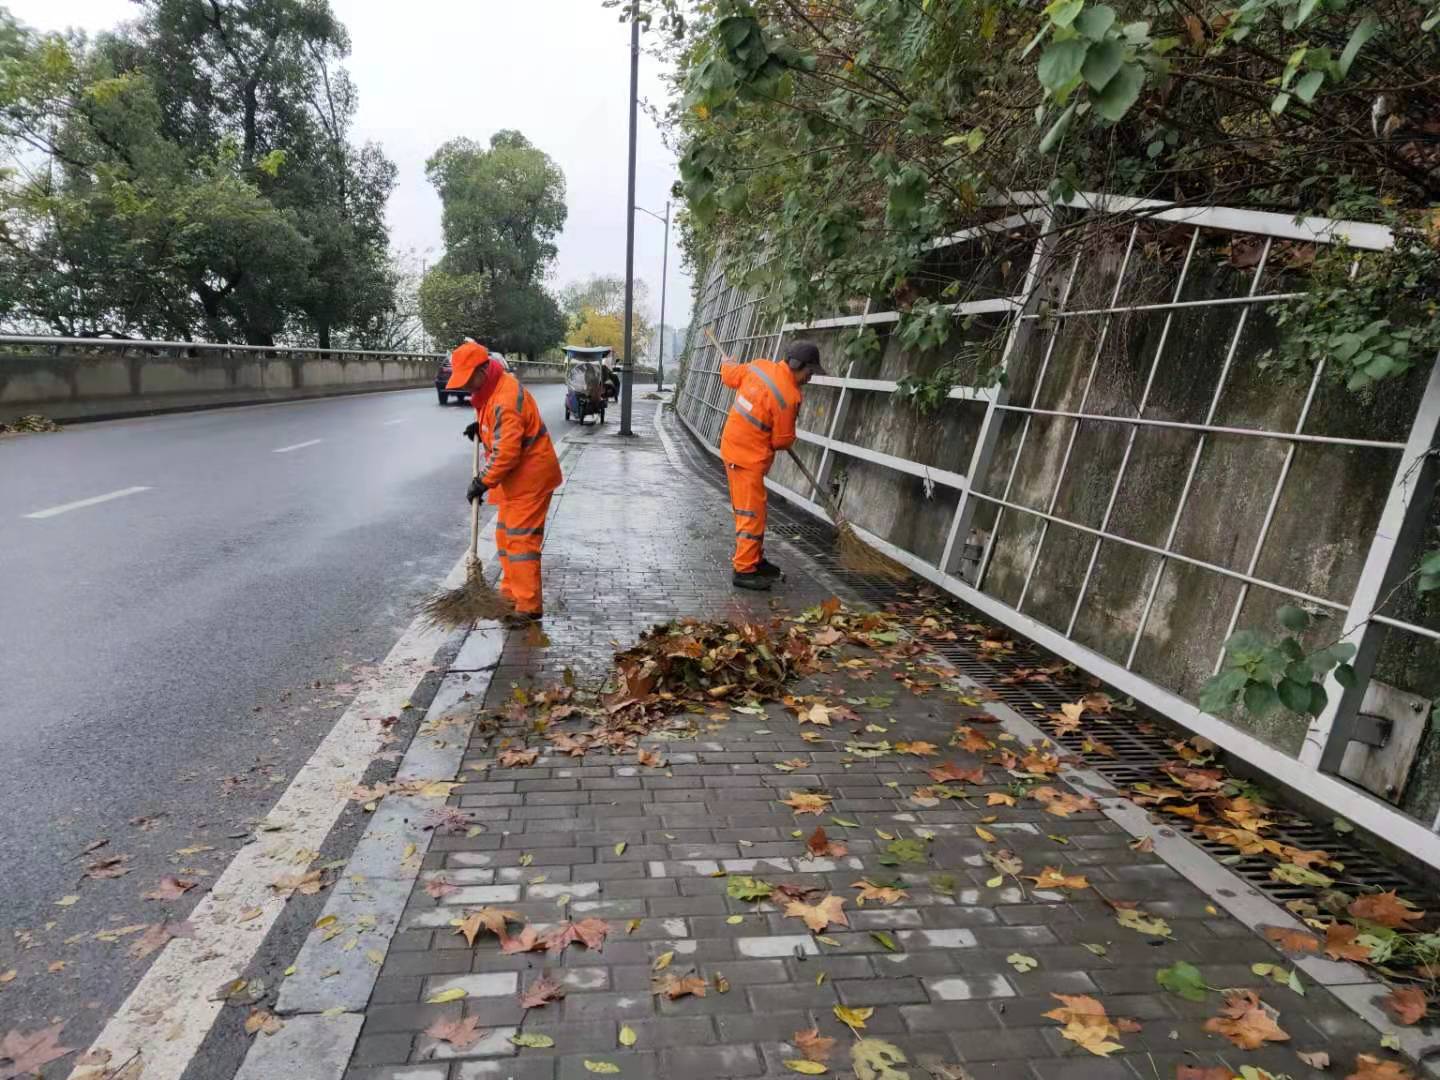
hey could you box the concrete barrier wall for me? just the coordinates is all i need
[0,341,442,423]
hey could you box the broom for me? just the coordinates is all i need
[704,326,908,581]
[417,436,511,629]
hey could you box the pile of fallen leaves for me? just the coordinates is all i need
[0,414,61,435]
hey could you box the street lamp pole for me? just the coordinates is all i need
[635,201,670,392]
[618,2,640,437]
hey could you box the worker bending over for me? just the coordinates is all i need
[719,340,824,591]
[449,341,561,625]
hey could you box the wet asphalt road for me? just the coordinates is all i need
[0,383,569,1049]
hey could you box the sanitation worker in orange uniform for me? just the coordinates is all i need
[448,341,561,625]
[719,340,824,591]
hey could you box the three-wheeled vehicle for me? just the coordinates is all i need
[563,345,613,424]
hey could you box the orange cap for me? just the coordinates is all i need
[446,341,490,389]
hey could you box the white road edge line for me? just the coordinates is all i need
[65,549,476,1080]
[273,438,323,453]
[23,486,152,520]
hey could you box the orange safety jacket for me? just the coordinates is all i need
[718,357,801,471]
[474,371,562,499]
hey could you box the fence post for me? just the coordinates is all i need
[1302,355,1440,776]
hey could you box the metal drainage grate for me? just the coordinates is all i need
[666,412,1428,906]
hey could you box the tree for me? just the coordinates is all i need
[420,129,569,358]
[559,273,652,359]
[569,306,625,353]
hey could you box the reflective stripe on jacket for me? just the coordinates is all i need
[474,372,562,499]
[719,357,801,470]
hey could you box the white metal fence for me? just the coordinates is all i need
[675,194,1440,870]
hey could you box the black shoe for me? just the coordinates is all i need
[756,559,783,579]
[732,571,772,591]
[502,611,544,628]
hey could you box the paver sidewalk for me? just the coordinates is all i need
[272,396,1425,1080]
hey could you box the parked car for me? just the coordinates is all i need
[435,352,506,404]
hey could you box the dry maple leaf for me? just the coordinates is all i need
[85,855,131,880]
[1261,925,1320,954]
[497,747,538,768]
[243,1008,284,1036]
[1347,1055,1414,1080]
[143,877,196,901]
[1297,1051,1331,1069]
[804,826,847,858]
[454,907,522,947]
[1026,867,1090,890]
[1325,923,1374,962]
[1042,994,1123,1057]
[953,726,994,753]
[852,880,908,906]
[1034,791,1097,817]
[424,1015,483,1051]
[519,973,567,1009]
[637,748,666,768]
[499,926,543,954]
[799,703,833,726]
[0,1023,73,1077]
[781,791,833,815]
[1203,989,1289,1050]
[653,973,708,999]
[896,740,939,756]
[1175,1067,1233,1080]
[986,792,1017,807]
[1383,986,1429,1026]
[424,876,459,899]
[1348,891,1424,929]
[928,761,984,784]
[784,894,849,933]
[793,1027,835,1063]
[127,920,194,960]
[542,917,609,954]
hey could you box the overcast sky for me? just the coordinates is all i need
[7,0,692,328]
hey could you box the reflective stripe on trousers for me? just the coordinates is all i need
[497,490,551,614]
[726,462,767,573]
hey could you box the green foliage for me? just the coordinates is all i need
[1200,605,1357,718]
[1155,960,1208,1002]
[726,875,773,901]
[0,0,398,345]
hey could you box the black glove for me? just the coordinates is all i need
[462,421,479,441]
[466,476,488,504]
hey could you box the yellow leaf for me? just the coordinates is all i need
[834,1004,873,1033]
[426,988,467,1004]
[56,895,79,907]
[975,826,997,842]
[365,949,384,965]
[237,907,263,923]
[986,875,1004,887]
[653,950,674,971]
[784,1062,829,1075]
[726,915,744,925]
[402,843,416,860]
[283,965,296,977]
[615,842,627,856]
[584,1061,621,1074]
[619,1024,637,1047]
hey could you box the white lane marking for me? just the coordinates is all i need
[382,418,407,426]
[23,486,151,519]
[273,438,323,453]
[66,557,467,1080]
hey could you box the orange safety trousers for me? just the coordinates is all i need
[496,490,551,614]
[726,462,768,573]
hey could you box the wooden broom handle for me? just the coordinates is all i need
[469,436,482,564]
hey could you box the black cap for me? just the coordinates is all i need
[785,340,824,375]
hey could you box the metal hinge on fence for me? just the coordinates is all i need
[1337,682,1433,805]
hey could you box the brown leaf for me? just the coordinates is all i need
[784,894,849,933]
[85,855,132,880]
[1346,1055,1414,1080]
[637,748,666,768]
[953,726,994,753]
[653,973,708,999]
[1262,925,1320,954]
[1383,986,1429,1026]
[805,827,847,858]
[542,918,609,954]
[243,1008,284,1036]
[1025,867,1090,890]
[1032,788,1097,817]
[793,1027,835,1063]
[498,926,543,954]
[1325,923,1374,962]
[1348,891,1424,929]
[143,877,197,901]
[127,920,194,960]
[1043,994,1124,1056]
[781,791,833,816]
[424,1015,483,1050]
[454,907,522,947]
[895,740,938,757]
[497,747,538,768]
[519,973,566,1009]
[1175,1067,1233,1080]
[0,1023,73,1077]
[852,880,908,906]
[1202,990,1289,1049]
[1297,1051,1331,1069]
[1129,836,1155,853]
[927,761,984,784]
[986,792,1017,806]
[424,876,459,899]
